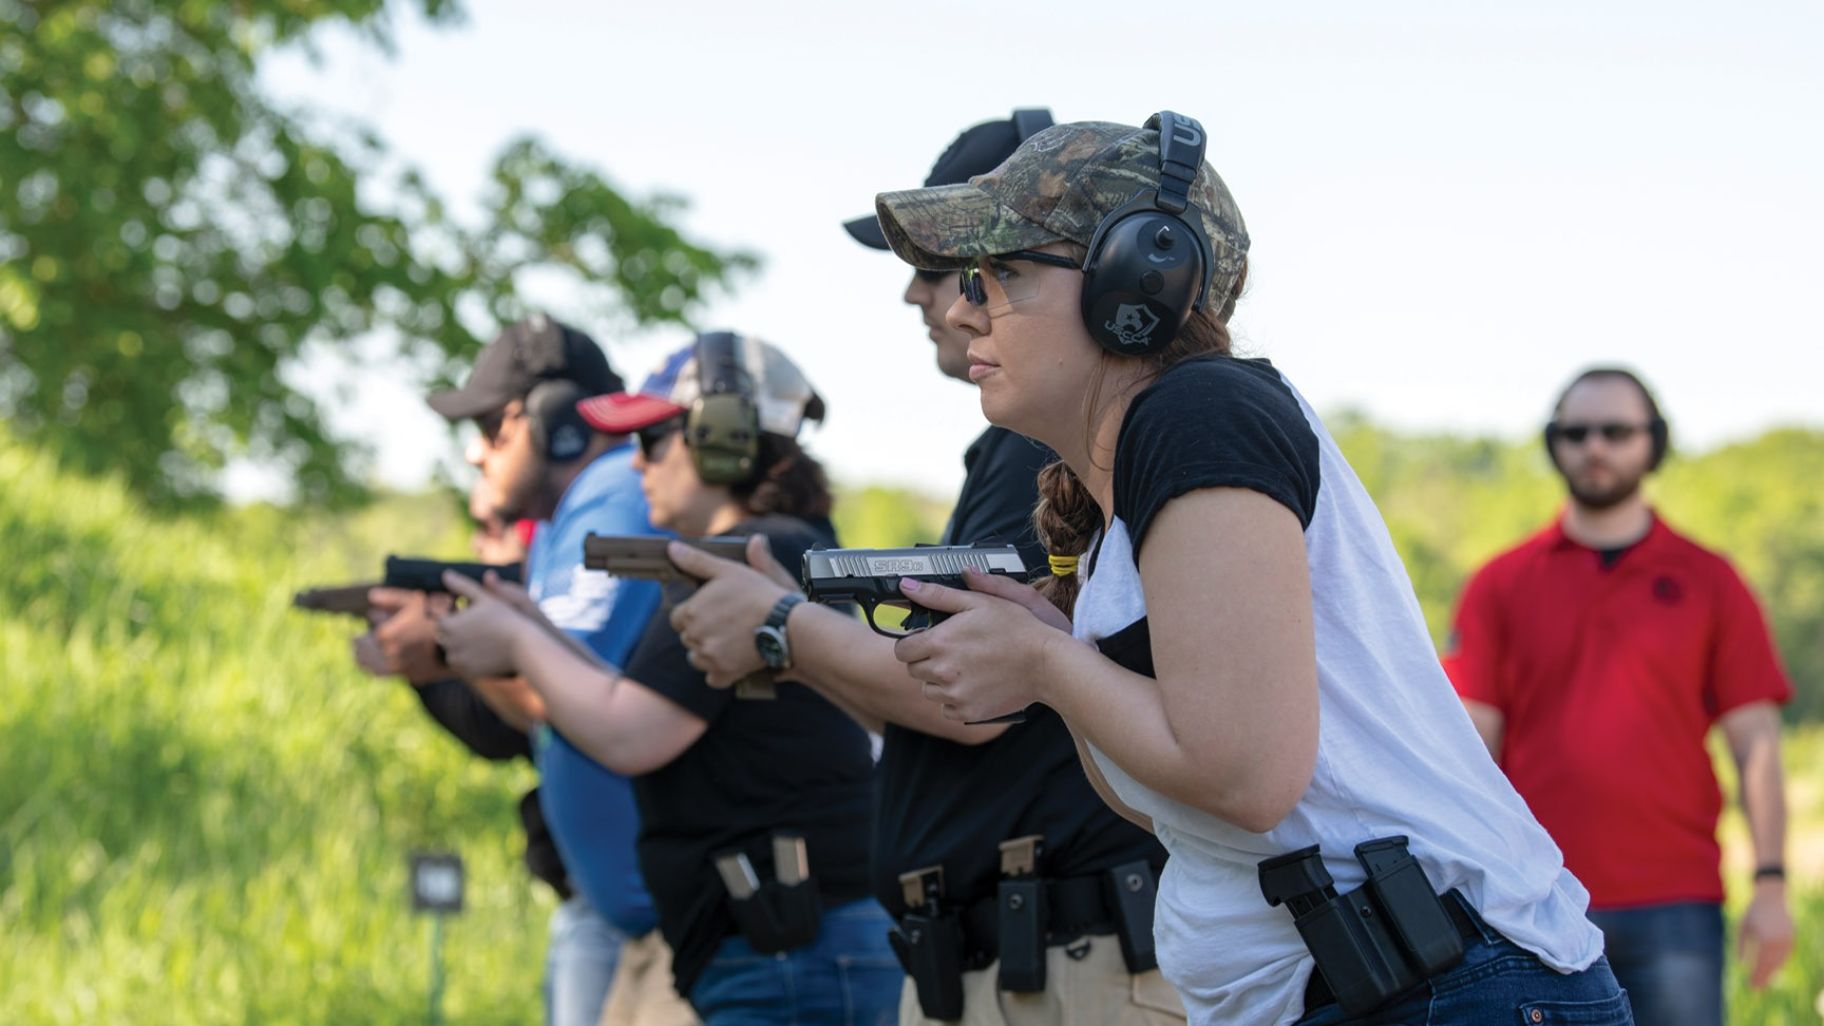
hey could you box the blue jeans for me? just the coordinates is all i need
[1294,899,1633,1025]
[1587,903,1723,1026]
[546,894,628,1026]
[688,898,902,1026]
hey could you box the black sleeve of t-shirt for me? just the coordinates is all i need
[621,517,831,723]
[1114,358,1322,556]
[944,427,1053,572]
[413,678,532,762]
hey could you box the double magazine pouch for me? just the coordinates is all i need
[715,834,824,956]
[1258,836,1464,1017]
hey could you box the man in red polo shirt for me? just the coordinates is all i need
[1444,367,1795,1026]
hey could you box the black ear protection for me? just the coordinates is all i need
[684,332,762,486]
[1080,111,1216,357]
[524,378,593,462]
[1010,108,1054,145]
[1541,368,1671,472]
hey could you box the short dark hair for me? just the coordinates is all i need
[1552,367,1664,423]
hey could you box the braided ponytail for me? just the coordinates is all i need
[1033,459,1102,617]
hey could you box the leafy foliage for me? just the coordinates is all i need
[0,0,755,506]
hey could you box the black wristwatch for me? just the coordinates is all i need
[754,592,806,671]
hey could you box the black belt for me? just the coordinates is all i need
[947,874,1119,972]
[1302,890,1482,1013]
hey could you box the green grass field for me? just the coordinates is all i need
[2,438,1819,1023]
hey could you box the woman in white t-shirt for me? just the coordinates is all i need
[868,114,1632,1026]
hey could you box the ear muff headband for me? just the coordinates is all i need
[686,332,762,486]
[1079,111,1214,357]
[524,379,592,462]
[1010,108,1054,144]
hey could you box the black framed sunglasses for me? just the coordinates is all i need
[1547,421,1650,446]
[958,250,1082,306]
[475,403,521,446]
[913,267,952,284]
[635,416,686,461]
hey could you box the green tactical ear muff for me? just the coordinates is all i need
[684,332,762,486]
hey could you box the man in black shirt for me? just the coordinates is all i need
[667,114,1182,1025]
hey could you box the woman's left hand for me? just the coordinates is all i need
[891,567,1080,723]
[435,570,536,680]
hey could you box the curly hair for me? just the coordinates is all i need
[728,432,833,521]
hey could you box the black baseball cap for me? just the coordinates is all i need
[843,108,1054,250]
[426,314,623,421]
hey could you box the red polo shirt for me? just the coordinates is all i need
[1443,514,1791,908]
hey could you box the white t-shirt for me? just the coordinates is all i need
[1069,357,1602,1026]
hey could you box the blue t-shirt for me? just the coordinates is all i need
[528,444,664,935]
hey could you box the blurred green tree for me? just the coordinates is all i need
[0,0,756,505]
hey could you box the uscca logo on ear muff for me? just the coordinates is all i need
[1105,304,1162,348]
[549,424,585,461]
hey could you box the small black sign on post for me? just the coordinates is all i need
[409,852,464,1026]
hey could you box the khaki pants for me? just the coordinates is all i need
[597,929,699,1026]
[897,932,1185,1026]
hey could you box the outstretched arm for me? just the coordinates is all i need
[437,573,706,776]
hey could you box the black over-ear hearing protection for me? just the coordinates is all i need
[1541,369,1671,473]
[685,332,762,486]
[1080,111,1216,357]
[524,378,593,462]
[1010,108,1054,145]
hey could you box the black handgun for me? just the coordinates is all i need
[291,582,383,619]
[800,544,1030,639]
[382,557,524,593]
[581,534,776,700]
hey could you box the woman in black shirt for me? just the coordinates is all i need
[438,335,898,1026]
[863,116,1630,1026]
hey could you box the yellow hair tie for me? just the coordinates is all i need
[1048,554,1080,577]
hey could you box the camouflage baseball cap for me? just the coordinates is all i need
[874,116,1249,303]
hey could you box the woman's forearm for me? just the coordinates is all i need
[788,603,1011,746]
[507,623,687,775]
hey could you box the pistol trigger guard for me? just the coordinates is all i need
[859,600,917,640]
[858,600,888,638]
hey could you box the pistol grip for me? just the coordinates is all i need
[900,607,953,633]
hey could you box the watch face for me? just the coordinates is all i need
[754,627,788,670]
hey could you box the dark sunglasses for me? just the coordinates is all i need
[475,404,517,445]
[1547,421,1650,446]
[913,268,952,284]
[635,416,686,461]
[958,250,1082,306]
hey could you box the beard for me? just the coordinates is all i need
[1563,464,1645,511]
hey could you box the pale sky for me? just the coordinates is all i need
[255,0,1823,501]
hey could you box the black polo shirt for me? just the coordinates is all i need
[623,514,875,996]
[871,427,1168,919]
